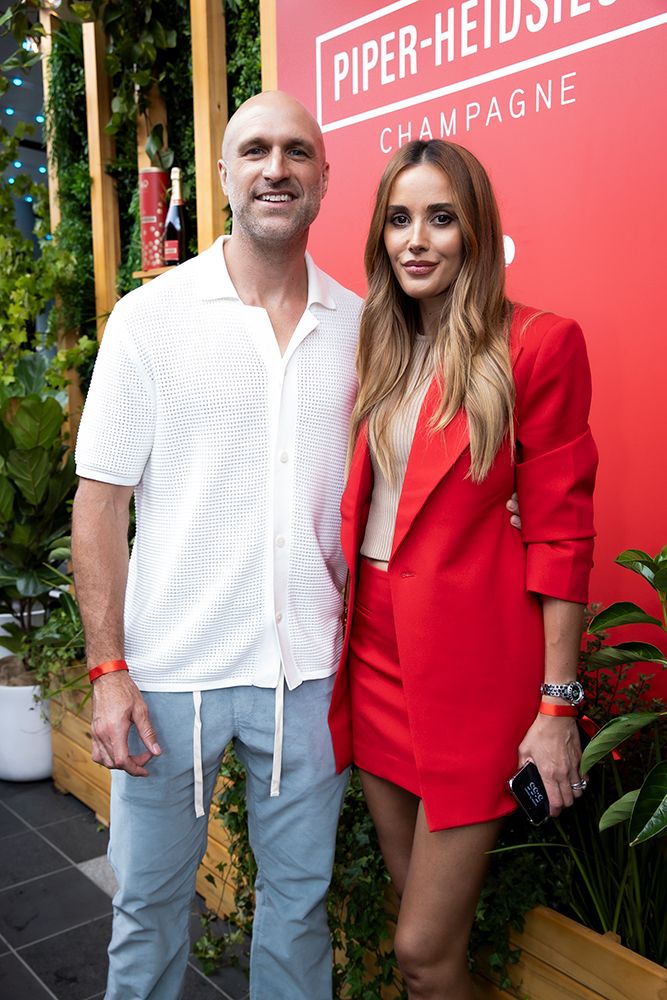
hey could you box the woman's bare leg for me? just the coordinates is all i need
[360,769,501,1000]
[358,769,419,896]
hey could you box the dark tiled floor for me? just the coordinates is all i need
[0,779,249,1000]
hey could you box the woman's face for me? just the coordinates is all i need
[383,163,464,319]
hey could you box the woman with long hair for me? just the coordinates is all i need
[328,140,598,999]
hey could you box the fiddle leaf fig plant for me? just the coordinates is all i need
[0,353,76,653]
[580,546,667,845]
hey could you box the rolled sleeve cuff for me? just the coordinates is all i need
[526,538,594,603]
[75,465,141,487]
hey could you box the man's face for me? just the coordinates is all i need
[219,95,329,246]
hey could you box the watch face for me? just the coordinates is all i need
[569,682,585,705]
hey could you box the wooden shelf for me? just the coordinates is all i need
[132,266,173,283]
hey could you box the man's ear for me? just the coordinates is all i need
[321,161,330,199]
[218,159,228,195]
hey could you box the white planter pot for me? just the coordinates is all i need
[0,612,52,781]
[0,612,15,658]
[0,683,52,781]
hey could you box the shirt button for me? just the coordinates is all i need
[279,451,289,463]
[276,535,286,548]
[275,611,283,623]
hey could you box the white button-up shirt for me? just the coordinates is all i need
[76,237,362,693]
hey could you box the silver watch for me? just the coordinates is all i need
[541,681,585,705]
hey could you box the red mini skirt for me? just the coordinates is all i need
[348,558,422,798]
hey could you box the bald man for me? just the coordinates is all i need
[73,92,362,1000]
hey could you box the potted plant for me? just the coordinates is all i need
[0,352,78,780]
[472,546,667,998]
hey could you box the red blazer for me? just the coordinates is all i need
[328,306,598,829]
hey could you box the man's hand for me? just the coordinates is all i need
[507,492,522,529]
[91,671,161,776]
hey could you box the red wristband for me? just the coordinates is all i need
[88,659,129,684]
[539,701,578,717]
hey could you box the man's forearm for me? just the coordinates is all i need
[72,479,133,669]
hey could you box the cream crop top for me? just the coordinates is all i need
[361,335,433,562]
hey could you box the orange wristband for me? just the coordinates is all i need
[88,659,129,684]
[539,701,578,717]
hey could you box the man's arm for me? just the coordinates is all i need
[72,478,160,776]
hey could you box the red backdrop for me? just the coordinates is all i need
[275,1,667,692]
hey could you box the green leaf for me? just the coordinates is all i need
[16,571,49,598]
[0,474,14,522]
[629,762,667,845]
[144,124,168,169]
[585,641,667,668]
[588,602,663,633]
[615,549,656,584]
[599,790,639,831]
[653,567,667,593]
[6,447,51,505]
[12,352,50,394]
[48,547,71,563]
[6,395,64,450]
[580,711,666,772]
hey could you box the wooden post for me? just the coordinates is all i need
[260,0,278,90]
[190,0,228,251]
[40,10,84,445]
[82,20,121,340]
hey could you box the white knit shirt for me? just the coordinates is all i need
[76,237,362,692]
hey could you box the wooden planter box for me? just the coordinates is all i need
[50,698,236,916]
[475,905,667,999]
[51,701,667,998]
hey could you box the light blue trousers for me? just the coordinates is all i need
[105,677,348,1000]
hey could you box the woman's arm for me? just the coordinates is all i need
[518,597,585,814]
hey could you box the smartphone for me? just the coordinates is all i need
[508,760,550,826]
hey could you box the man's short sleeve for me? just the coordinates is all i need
[75,307,155,486]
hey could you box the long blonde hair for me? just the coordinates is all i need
[349,140,515,483]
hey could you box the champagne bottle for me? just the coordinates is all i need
[163,167,188,265]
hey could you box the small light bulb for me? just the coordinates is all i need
[12,78,23,87]
[13,160,22,169]
[35,114,45,124]
[24,195,34,203]
[8,177,15,185]
[22,38,40,54]
[5,107,16,116]
[38,166,47,174]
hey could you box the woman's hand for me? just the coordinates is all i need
[518,714,585,815]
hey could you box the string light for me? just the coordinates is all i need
[38,166,47,174]
[13,160,22,169]
[35,114,45,124]
[24,196,34,204]
[4,107,16,116]
[22,38,40,54]
[12,78,23,87]
[8,177,15,185]
[43,0,63,8]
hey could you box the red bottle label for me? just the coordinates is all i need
[164,240,180,262]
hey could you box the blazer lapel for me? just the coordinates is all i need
[340,425,374,570]
[390,377,469,560]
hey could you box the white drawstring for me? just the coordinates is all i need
[270,665,285,797]
[192,690,205,817]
